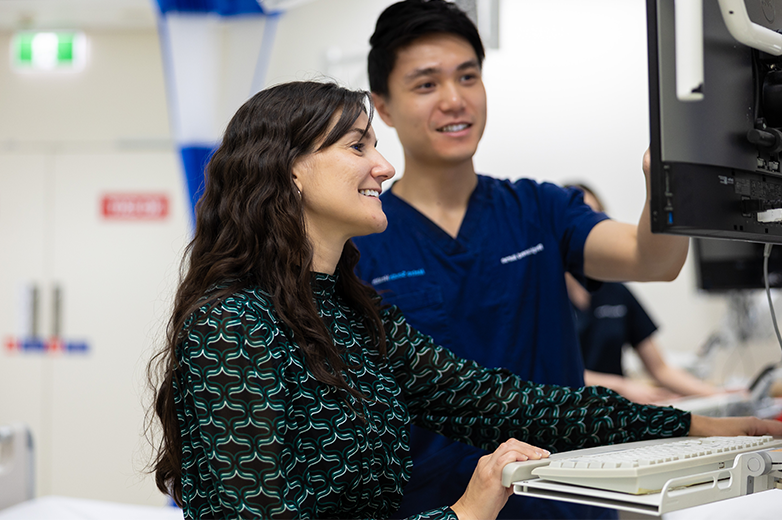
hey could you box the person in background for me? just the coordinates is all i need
[352,1,687,518]
[145,80,782,520]
[565,183,722,405]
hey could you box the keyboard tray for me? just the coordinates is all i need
[510,439,782,516]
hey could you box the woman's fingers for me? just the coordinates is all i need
[496,438,550,461]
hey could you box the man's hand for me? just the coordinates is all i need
[642,147,652,182]
[689,415,782,437]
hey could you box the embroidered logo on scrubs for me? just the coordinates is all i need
[371,268,426,286]
[500,243,544,264]
[594,304,627,319]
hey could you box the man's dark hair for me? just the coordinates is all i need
[368,0,485,96]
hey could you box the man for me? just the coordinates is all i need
[352,1,689,518]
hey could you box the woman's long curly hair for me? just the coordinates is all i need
[146,81,388,506]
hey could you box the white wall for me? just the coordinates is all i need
[0,29,170,143]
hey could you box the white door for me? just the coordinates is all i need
[0,148,190,506]
[0,153,49,489]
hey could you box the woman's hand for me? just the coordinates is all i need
[689,414,782,437]
[450,439,550,520]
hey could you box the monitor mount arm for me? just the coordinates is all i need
[710,2,782,157]
[718,0,782,56]
[675,0,782,103]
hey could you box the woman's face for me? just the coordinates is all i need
[293,111,395,247]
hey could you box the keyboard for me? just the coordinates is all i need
[502,435,782,495]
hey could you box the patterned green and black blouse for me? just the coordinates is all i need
[174,273,690,519]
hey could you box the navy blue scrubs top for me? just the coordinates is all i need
[575,282,658,376]
[353,175,613,519]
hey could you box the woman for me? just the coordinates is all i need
[148,81,782,520]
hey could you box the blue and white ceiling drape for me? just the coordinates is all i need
[153,0,313,224]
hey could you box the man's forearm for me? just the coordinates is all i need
[635,198,690,281]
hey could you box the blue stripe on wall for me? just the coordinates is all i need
[155,0,268,16]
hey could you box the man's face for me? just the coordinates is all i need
[374,33,487,169]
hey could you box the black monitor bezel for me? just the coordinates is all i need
[647,0,782,245]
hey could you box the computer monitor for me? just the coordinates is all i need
[693,237,782,291]
[647,0,782,244]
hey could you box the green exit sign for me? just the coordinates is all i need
[12,32,86,71]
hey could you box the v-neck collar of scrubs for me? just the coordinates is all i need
[383,176,488,255]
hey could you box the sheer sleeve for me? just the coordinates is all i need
[382,306,691,453]
[176,295,303,518]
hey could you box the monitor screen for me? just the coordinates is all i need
[647,0,782,244]
[693,237,782,291]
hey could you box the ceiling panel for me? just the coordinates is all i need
[0,0,157,30]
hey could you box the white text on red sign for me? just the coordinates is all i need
[101,194,169,220]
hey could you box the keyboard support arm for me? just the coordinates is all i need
[655,449,782,514]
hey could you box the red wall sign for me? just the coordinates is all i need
[101,193,169,220]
